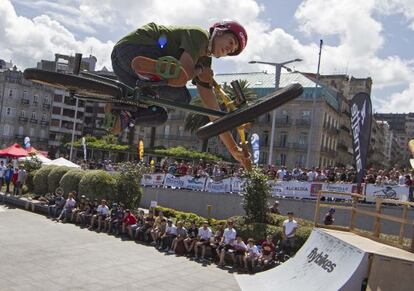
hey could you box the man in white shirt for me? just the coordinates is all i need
[282,211,298,256]
[194,221,212,261]
[217,220,237,267]
[161,219,177,251]
[89,199,109,232]
[276,166,286,180]
[56,192,76,223]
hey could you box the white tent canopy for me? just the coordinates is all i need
[18,154,52,164]
[43,157,80,168]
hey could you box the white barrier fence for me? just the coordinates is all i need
[141,173,411,202]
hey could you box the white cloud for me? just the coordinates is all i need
[2,0,414,113]
[380,82,414,113]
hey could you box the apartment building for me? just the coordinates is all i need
[0,66,53,150]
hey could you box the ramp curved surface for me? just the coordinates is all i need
[236,228,369,291]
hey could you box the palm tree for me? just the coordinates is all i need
[184,79,255,152]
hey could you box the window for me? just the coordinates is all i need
[9,90,12,97]
[299,133,307,145]
[23,91,27,98]
[42,114,46,121]
[43,97,49,104]
[20,110,25,117]
[178,126,184,136]
[18,127,23,135]
[30,128,35,136]
[6,108,11,115]
[263,130,269,146]
[52,107,61,114]
[296,154,305,167]
[3,124,10,136]
[33,95,38,103]
[31,112,36,119]
[280,153,287,166]
[41,130,46,138]
[280,131,288,147]
[302,111,311,120]
[164,125,170,136]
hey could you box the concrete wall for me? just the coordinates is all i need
[142,187,414,237]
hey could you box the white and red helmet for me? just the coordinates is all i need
[210,20,248,56]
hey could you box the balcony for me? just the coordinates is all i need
[30,118,38,124]
[18,116,28,122]
[21,99,30,105]
[40,120,49,127]
[275,142,289,149]
[32,101,38,106]
[290,143,307,151]
[324,124,339,135]
[37,138,48,143]
[295,118,311,127]
[42,103,51,110]
[15,134,25,139]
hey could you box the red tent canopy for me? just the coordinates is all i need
[0,143,29,158]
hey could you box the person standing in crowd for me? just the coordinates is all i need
[324,208,335,225]
[405,175,413,202]
[268,201,280,214]
[282,211,298,255]
[0,161,5,191]
[12,168,19,195]
[17,166,27,195]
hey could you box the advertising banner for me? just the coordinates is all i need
[365,184,409,202]
[205,177,232,193]
[231,177,246,193]
[180,175,207,191]
[141,173,166,187]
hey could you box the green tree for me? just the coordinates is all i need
[115,162,147,209]
[242,167,271,223]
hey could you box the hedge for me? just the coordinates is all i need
[26,170,38,192]
[60,169,86,195]
[33,166,58,194]
[78,170,117,201]
[48,166,71,194]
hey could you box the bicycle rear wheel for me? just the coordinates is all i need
[196,84,303,140]
[23,69,124,100]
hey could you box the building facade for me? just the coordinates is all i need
[0,66,53,150]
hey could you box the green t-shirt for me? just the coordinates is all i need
[116,22,211,65]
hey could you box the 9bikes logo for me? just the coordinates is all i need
[307,248,337,273]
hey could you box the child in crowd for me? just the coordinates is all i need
[259,235,275,268]
[169,221,187,254]
[244,238,261,273]
[122,209,137,239]
[183,220,198,254]
[231,235,247,270]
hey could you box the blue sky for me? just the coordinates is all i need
[1,0,414,113]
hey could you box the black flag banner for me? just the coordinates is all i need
[350,92,372,184]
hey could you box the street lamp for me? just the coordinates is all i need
[249,58,302,166]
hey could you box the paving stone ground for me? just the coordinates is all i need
[0,203,241,291]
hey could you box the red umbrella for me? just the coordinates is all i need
[0,143,29,158]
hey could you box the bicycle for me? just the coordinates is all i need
[23,54,303,170]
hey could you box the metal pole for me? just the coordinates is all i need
[268,65,282,165]
[306,39,323,168]
[69,97,79,161]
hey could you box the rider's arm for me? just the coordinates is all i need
[197,84,240,157]
[178,51,202,82]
